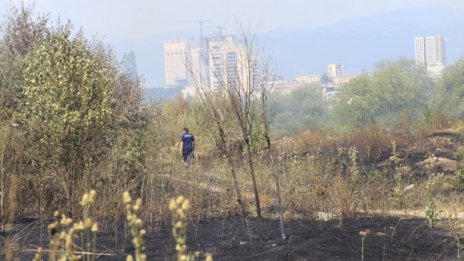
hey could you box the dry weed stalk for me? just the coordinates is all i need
[456,233,461,260]
[36,190,99,261]
[359,230,368,261]
[32,247,43,261]
[123,191,146,261]
[2,235,19,261]
[169,196,212,261]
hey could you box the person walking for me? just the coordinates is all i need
[180,127,195,164]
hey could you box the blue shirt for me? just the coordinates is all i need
[181,133,195,152]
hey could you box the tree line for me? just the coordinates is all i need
[270,57,464,136]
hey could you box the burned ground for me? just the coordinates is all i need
[1,215,460,261]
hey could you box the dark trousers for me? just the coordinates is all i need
[182,150,194,162]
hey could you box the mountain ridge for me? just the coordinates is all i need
[261,5,464,77]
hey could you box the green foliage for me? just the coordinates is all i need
[425,194,441,228]
[109,131,147,184]
[0,55,24,119]
[269,84,329,136]
[21,31,114,168]
[20,30,117,210]
[187,95,243,154]
[250,117,268,151]
[439,57,464,118]
[0,6,50,119]
[330,58,435,130]
[0,7,148,216]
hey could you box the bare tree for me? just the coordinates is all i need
[223,28,264,230]
[258,58,286,240]
[186,25,285,239]
[229,27,285,239]
[187,73,250,236]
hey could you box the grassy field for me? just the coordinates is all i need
[3,121,464,260]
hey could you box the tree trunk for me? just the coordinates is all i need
[217,125,249,237]
[245,144,262,219]
[267,147,286,240]
[244,141,265,238]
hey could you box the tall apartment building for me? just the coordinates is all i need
[414,37,427,66]
[165,35,255,93]
[208,36,244,90]
[188,48,202,86]
[414,35,446,77]
[328,64,343,78]
[163,42,190,87]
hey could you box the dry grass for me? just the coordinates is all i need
[3,101,464,260]
[2,235,19,261]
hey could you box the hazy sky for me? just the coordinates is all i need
[1,0,464,86]
[3,0,462,40]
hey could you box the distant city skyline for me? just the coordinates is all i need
[2,1,464,87]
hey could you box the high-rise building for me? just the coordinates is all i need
[164,42,190,87]
[414,37,427,66]
[328,64,343,78]
[208,36,243,90]
[426,35,446,66]
[122,50,138,81]
[414,35,446,77]
[164,34,256,94]
[189,48,202,87]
